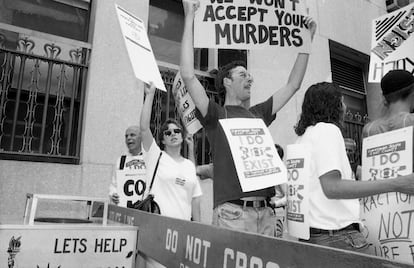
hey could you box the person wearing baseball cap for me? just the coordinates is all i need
[363,69,414,137]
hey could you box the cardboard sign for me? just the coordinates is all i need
[368,3,414,82]
[172,72,203,135]
[286,144,310,240]
[360,126,413,264]
[115,4,166,91]
[116,169,147,208]
[194,0,311,51]
[0,225,137,268]
[219,118,287,192]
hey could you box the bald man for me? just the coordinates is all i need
[109,126,147,205]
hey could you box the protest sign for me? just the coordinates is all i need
[194,0,311,51]
[368,3,414,82]
[172,72,203,135]
[286,144,310,240]
[360,126,413,264]
[115,4,166,91]
[219,118,286,192]
[116,169,147,208]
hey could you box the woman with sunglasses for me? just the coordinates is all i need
[140,82,202,223]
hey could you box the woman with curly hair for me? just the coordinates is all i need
[294,82,414,253]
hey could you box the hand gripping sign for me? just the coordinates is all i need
[219,118,286,192]
[172,72,203,135]
[360,126,413,264]
[368,3,414,82]
[286,144,310,240]
[115,4,166,91]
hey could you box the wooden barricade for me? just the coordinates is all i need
[107,204,413,268]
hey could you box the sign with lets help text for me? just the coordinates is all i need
[194,0,311,51]
[219,118,287,192]
[116,169,147,208]
[360,126,413,264]
[286,144,310,240]
[368,3,414,82]
[172,72,203,135]
[115,4,166,91]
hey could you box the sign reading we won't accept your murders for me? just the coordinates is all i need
[194,0,312,51]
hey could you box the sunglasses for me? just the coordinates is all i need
[163,128,182,136]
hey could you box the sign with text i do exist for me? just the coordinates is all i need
[194,0,311,51]
[115,4,166,91]
[219,118,287,192]
[286,144,310,240]
[360,126,413,264]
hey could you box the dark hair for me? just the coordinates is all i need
[158,118,185,154]
[294,82,344,136]
[275,144,284,160]
[215,60,247,98]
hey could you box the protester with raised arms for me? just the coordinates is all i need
[180,0,316,236]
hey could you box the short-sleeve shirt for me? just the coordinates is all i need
[144,140,202,220]
[296,122,360,229]
[196,98,276,208]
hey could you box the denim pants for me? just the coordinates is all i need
[213,202,276,236]
[300,229,370,254]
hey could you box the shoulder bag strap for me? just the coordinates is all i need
[119,155,127,170]
[148,152,162,193]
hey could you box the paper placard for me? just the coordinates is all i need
[286,144,310,240]
[368,3,414,82]
[360,126,413,264]
[116,169,147,208]
[172,72,203,134]
[194,0,311,51]
[219,118,287,192]
[115,4,166,91]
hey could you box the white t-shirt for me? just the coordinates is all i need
[108,152,147,200]
[296,122,360,230]
[144,140,202,220]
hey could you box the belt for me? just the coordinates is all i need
[310,223,360,235]
[227,199,269,208]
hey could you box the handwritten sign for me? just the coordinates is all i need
[116,169,147,208]
[368,3,414,82]
[0,225,137,268]
[360,126,413,264]
[286,144,310,240]
[193,0,311,51]
[172,72,203,135]
[115,4,166,91]
[219,118,287,192]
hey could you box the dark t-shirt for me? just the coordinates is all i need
[196,98,276,208]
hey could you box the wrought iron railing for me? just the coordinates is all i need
[0,33,89,164]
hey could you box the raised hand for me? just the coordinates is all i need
[183,0,200,18]
[144,81,156,95]
[304,16,317,41]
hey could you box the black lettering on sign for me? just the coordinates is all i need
[54,238,88,254]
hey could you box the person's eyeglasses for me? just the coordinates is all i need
[163,129,182,136]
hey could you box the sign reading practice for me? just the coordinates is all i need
[194,0,311,51]
[360,126,414,264]
[368,3,414,82]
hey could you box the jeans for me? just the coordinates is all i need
[213,202,276,236]
[300,229,370,254]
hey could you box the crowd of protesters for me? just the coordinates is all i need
[108,0,414,262]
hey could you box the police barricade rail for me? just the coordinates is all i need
[107,204,413,268]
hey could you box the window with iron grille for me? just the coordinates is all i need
[329,40,369,169]
[0,0,91,164]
